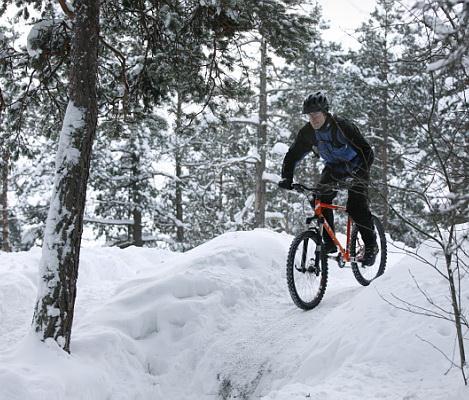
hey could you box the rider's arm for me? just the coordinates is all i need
[281,123,316,182]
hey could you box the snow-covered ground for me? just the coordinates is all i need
[0,229,467,400]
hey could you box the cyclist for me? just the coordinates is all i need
[278,91,379,266]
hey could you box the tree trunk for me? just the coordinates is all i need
[32,0,99,352]
[382,93,389,230]
[1,149,11,252]
[255,37,268,228]
[132,208,143,246]
[130,137,143,247]
[175,91,184,244]
[446,250,467,384]
[381,16,390,231]
[219,169,223,211]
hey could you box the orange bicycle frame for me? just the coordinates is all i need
[313,199,353,262]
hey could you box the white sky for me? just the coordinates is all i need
[316,0,378,49]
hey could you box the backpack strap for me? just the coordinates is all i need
[329,114,346,148]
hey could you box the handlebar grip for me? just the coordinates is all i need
[291,183,320,195]
[291,183,305,193]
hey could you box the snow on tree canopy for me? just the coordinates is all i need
[262,172,281,183]
[271,142,289,156]
[26,19,56,58]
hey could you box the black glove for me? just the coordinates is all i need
[278,179,293,190]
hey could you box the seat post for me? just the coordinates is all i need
[346,217,352,252]
[314,198,322,218]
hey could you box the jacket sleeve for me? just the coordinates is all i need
[338,119,374,169]
[281,124,315,181]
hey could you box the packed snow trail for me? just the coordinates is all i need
[191,282,363,399]
[0,229,467,400]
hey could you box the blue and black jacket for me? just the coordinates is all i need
[281,114,374,181]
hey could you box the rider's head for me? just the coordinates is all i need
[303,91,329,129]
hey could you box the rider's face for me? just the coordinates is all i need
[309,111,326,129]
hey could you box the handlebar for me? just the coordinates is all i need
[291,177,356,194]
[291,183,319,194]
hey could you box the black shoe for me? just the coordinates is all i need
[323,241,337,254]
[362,243,379,266]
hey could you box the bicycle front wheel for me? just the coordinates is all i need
[351,215,387,286]
[286,230,328,310]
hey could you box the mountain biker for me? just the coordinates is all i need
[278,91,379,266]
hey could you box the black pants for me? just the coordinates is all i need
[318,166,375,246]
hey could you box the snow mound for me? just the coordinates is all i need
[0,230,289,399]
[0,230,467,400]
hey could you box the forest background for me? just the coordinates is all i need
[1,0,467,253]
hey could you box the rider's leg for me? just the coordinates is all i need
[347,170,378,264]
[318,167,338,252]
[346,169,375,243]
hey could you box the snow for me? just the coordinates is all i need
[265,211,284,219]
[229,116,260,126]
[0,230,467,399]
[271,142,289,156]
[26,19,55,58]
[427,58,448,72]
[262,171,281,183]
[35,100,85,303]
[247,147,260,161]
[84,217,134,226]
[216,154,260,168]
[234,194,255,223]
[56,101,86,167]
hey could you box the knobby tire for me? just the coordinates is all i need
[350,215,387,286]
[286,230,328,310]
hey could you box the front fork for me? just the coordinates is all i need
[315,220,324,269]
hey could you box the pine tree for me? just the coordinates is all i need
[148,0,320,245]
[1,7,69,251]
[89,112,168,247]
[0,24,27,252]
[32,0,100,352]
[345,0,431,244]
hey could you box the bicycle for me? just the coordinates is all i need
[286,183,387,310]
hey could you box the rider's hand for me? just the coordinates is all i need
[278,179,293,190]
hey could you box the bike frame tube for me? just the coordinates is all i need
[314,199,352,262]
[346,216,352,255]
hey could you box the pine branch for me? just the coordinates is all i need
[58,0,75,19]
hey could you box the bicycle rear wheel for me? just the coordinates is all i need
[350,215,387,286]
[286,230,328,310]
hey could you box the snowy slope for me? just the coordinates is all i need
[0,230,467,400]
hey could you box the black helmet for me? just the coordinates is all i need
[302,91,329,113]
